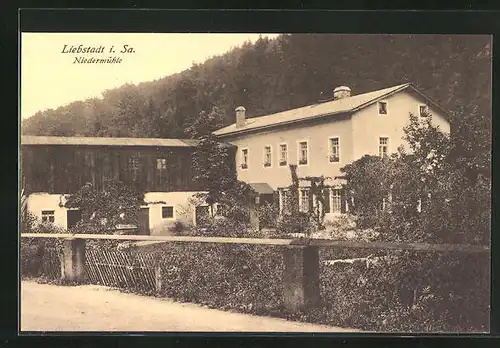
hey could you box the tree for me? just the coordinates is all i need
[336,111,490,332]
[186,106,256,219]
[64,178,146,234]
[340,112,490,245]
[186,106,236,206]
[340,155,394,227]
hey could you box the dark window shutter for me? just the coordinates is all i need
[308,189,314,212]
[323,188,330,213]
[340,188,347,213]
[273,191,280,206]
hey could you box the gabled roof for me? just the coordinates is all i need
[214,83,449,138]
[21,136,235,148]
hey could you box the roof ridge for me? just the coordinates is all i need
[21,135,195,141]
[249,83,411,120]
[214,83,414,137]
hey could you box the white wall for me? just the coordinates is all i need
[26,191,209,234]
[224,90,450,192]
[351,90,451,159]
[143,191,207,235]
[225,116,354,190]
[26,193,69,230]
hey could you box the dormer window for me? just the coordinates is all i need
[378,101,388,115]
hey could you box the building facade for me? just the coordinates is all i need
[214,83,451,219]
[21,136,236,235]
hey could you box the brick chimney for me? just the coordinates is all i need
[235,106,246,128]
[333,86,351,100]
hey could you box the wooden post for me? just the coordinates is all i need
[282,245,321,311]
[61,238,86,283]
[155,265,162,294]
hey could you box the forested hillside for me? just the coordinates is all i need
[22,34,491,144]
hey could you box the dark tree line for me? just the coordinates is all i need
[22,34,491,165]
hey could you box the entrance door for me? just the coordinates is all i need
[137,208,150,235]
[67,210,82,229]
[259,193,274,205]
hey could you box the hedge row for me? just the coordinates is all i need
[21,237,489,332]
[133,242,489,332]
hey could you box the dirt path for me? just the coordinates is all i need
[21,281,360,332]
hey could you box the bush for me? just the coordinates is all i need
[20,216,65,280]
[319,250,489,332]
[257,201,279,229]
[135,241,285,315]
[189,217,252,238]
[276,212,312,235]
[169,221,186,235]
[21,211,38,234]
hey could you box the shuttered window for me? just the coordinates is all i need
[323,188,330,213]
[340,189,347,214]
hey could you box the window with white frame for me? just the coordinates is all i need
[379,137,389,158]
[155,157,168,186]
[298,141,308,165]
[378,101,388,115]
[329,137,340,163]
[419,104,430,118]
[331,189,341,213]
[241,148,249,169]
[156,158,167,170]
[279,144,288,166]
[41,210,55,223]
[300,189,310,212]
[264,146,272,167]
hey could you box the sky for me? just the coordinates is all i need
[21,33,280,120]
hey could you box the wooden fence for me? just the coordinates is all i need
[85,248,157,293]
[20,233,490,311]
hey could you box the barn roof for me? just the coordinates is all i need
[214,83,449,138]
[21,136,235,148]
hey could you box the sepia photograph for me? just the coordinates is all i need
[19,32,491,333]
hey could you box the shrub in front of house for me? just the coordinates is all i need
[90,239,488,332]
[138,241,285,314]
[318,249,489,332]
[276,211,312,236]
[148,220,187,236]
[185,216,256,238]
[20,213,65,280]
[257,201,279,229]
